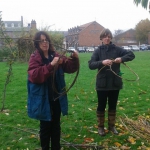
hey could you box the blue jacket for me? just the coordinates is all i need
[27,68,68,121]
[27,50,79,121]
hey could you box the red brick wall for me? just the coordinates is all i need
[78,22,104,47]
[114,29,138,46]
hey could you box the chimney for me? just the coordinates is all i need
[31,19,36,29]
[21,16,23,27]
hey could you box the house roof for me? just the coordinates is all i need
[4,21,22,27]
[5,27,30,32]
[79,21,104,33]
[115,28,135,37]
[79,21,94,29]
[3,16,35,32]
[79,21,101,29]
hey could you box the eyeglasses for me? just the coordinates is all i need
[39,39,49,44]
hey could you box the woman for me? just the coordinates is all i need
[88,28,135,136]
[27,31,79,149]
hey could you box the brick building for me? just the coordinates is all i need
[113,29,138,46]
[65,21,105,49]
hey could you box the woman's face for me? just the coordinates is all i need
[39,34,49,52]
[101,34,111,45]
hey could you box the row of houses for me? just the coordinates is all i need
[1,16,150,49]
[2,16,37,37]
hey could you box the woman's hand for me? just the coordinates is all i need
[50,57,63,66]
[71,50,79,58]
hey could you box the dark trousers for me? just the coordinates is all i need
[96,90,119,112]
[40,100,61,150]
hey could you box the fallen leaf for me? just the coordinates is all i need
[119,107,125,110]
[75,95,80,100]
[30,134,35,138]
[120,145,131,149]
[127,136,136,144]
[88,108,92,111]
[19,137,22,141]
[93,130,98,134]
[5,113,9,115]
[65,134,70,138]
[84,138,94,143]
[114,142,121,147]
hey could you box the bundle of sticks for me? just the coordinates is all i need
[120,115,150,143]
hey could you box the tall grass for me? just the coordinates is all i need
[0,51,150,149]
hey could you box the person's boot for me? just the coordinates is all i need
[96,111,105,136]
[108,110,118,135]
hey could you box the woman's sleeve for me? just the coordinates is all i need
[28,54,54,83]
[61,56,79,73]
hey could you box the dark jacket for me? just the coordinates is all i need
[88,43,135,91]
[27,50,79,121]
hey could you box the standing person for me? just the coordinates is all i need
[27,31,79,150]
[88,28,135,136]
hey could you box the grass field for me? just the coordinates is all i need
[0,51,150,150]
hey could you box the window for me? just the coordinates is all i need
[5,23,7,27]
[11,23,14,27]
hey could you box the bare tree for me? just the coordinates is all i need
[113,30,124,37]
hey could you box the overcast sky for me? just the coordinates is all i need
[0,0,150,33]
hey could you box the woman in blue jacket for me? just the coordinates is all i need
[27,31,79,150]
[88,28,135,136]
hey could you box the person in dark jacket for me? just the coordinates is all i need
[88,28,135,136]
[27,31,79,150]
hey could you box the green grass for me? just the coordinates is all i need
[0,51,150,150]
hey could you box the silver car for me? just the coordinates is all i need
[86,47,94,52]
[121,46,131,50]
[128,45,140,51]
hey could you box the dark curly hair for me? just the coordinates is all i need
[33,31,55,52]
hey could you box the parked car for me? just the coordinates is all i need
[94,46,98,50]
[139,44,148,51]
[121,46,131,50]
[86,47,94,52]
[128,45,140,51]
[77,47,85,53]
[147,45,150,50]
[67,47,75,52]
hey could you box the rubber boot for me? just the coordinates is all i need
[108,110,118,135]
[96,111,105,136]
